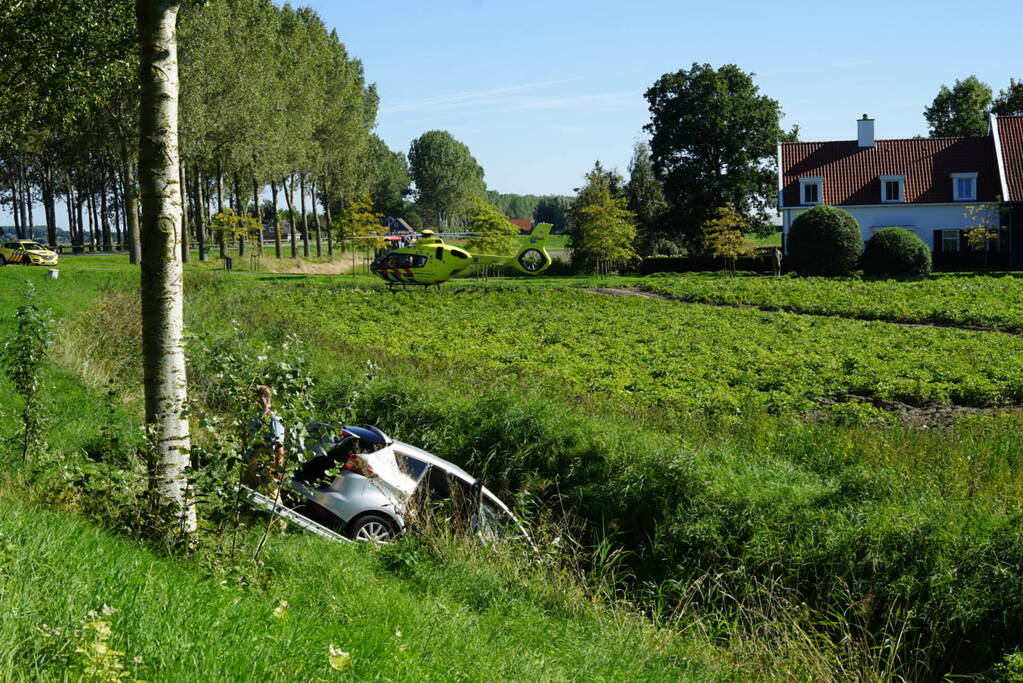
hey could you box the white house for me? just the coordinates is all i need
[778,115,1009,261]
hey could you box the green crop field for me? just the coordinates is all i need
[238,283,1023,413]
[640,271,1023,331]
[4,266,1023,680]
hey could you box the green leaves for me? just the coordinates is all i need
[644,63,784,242]
[924,75,993,137]
[408,130,486,228]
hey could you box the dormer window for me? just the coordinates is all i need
[880,175,904,203]
[799,177,822,205]
[951,172,977,201]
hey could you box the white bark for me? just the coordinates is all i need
[136,0,195,534]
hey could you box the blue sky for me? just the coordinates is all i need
[321,0,1021,195]
[5,1,1022,229]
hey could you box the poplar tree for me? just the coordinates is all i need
[409,130,485,227]
[136,0,194,533]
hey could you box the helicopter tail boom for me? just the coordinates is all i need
[469,223,555,274]
[508,222,553,274]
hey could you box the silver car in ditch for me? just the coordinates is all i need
[287,424,522,542]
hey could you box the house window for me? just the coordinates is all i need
[880,175,904,203]
[799,177,823,205]
[951,173,977,201]
[941,230,959,252]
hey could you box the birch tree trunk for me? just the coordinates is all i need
[17,150,29,236]
[323,182,333,257]
[284,173,297,258]
[100,162,112,250]
[194,165,207,262]
[42,163,57,248]
[11,179,22,239]
[121,138,142,264]
[311,178,322,257]
[300,172,310,258]
[64,185,74,247]
[216,160,226,259]
[179,161,189,263]
[270,180,282,259]
[252,176,263,256]
[75,190,86,251]
[86,188,97,249]
[136,0,195,536]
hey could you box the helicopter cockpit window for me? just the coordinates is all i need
[387,253,426,268]
[435,246,444,261]
[450,249,469,259]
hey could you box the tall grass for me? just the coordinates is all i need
[0,492,726,682]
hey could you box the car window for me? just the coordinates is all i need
[24,243,44,250]
[478,494,516,539]
[395,453,429,482]
[3,243,17,249]
[407,467,479,532]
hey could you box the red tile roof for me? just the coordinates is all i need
[781,136,1000,207]
[996,116,1023,202]
[509,218,533,232]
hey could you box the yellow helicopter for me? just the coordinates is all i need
[369,223,553,287]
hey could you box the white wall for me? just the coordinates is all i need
[781,202,1000,251]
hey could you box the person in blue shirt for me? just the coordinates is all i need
[242,385,286,489]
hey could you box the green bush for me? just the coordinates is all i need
[861,227,932,276]
[651,238,680,256]
[787,205,862,276]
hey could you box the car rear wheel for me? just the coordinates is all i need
[346,514,396,542]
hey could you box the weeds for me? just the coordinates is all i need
[1,281,53,462]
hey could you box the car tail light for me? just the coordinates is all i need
[341,454,374,476]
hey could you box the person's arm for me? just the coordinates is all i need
[270,414,286,478]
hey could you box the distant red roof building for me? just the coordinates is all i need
[509,218,533,233]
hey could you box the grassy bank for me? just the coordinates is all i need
[0,492,720,681]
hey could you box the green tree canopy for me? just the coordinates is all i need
[993,78,1023,116]
[338,193,384,248]
[644,63,784,243]
[701,206,750,269]
[567,161,625,261]
[571,187,637,274]
[626,141,668,255]
[484,190,542,220]
[365,135,411,218]
[924,76,993,137]
[408,130,485,227]
[533,196,569,234]
[463,197,519,255]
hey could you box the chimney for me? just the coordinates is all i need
[857,114,875,148]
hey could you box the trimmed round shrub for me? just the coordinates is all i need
[787,205,863,276]
[651,238,680,256]
[861,227,932,276]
